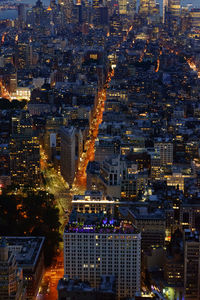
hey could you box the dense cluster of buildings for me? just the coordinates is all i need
[0,237,45,300]
[1,0,200,299]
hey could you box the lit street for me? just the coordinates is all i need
[37,151,72,300]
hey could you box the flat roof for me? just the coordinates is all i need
[64,221,140,235]
[1,236,45,268]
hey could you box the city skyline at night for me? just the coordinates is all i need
[1,0,200,299]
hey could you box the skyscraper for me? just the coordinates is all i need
[154,139,173,166]
[62,0,74,23]
[163,0,168,22]
[10,113,40,187]
[18,4,26,28]
[190,9,200,30]
[117,0,136,16]
[168,0,180,18]
[139,0,156,16]
[184,230,200,299]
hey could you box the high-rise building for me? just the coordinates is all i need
[118,0,128,15]
[190,9,200,30]
[9,73,17,93]
[64,218,141,299]
[15,42,33,70]
[168,0,180,18]
[0,238,25,300]
[60,126,76,186]
[18,4,26,27]
[93,0,100,9]
[127,0,136,17]
[0,65,17,94]
[99,6,109,25]
[99,155,121,197]
[139,0,156,16]
[163,0,168,22]
[62,0,74,23]
[184,229,200,299]
[10,113,40,187]
[154,139,173,166]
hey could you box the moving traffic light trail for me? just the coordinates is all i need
[73,69,114,189]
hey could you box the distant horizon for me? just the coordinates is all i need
[2,0,200,7]
[0,0,200,20]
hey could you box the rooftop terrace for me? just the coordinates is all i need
[64,220,139,235]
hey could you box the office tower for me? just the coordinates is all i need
[118,0,128,15]
[18,4,26,27]
[10,113,40,187]
[63,0,74,23]
[9,73,17,93]
[127,0,136,17]
[139,0,156,16]
[154,139,173,166]
[1,65,17,94]
[0,238,25,300]
[64,218,141,299]
[184,230,200,299]
[33,0,44,18]
[72,4,84,24]
[93,0,100,9]
[26,0,46,28]
[15,42,33,70]
[190,9,200,30]
[99,6,108,25]
[60,126,76,186]
[150,149,161,179]
[163,0,168,22]
[181,7,191,32]
[168,0,180,18]
[118,0,137,16]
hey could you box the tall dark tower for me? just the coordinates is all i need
[18,3,26,27]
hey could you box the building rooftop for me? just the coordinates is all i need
[0,236,45,268]
[128,207,165,220]
[57,276,94,292]
[72,190,116,203]
[64,220,139,235]
[99,275,115,293]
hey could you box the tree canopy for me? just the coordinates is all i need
[0,190,61,266]
[0,98,27,110]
